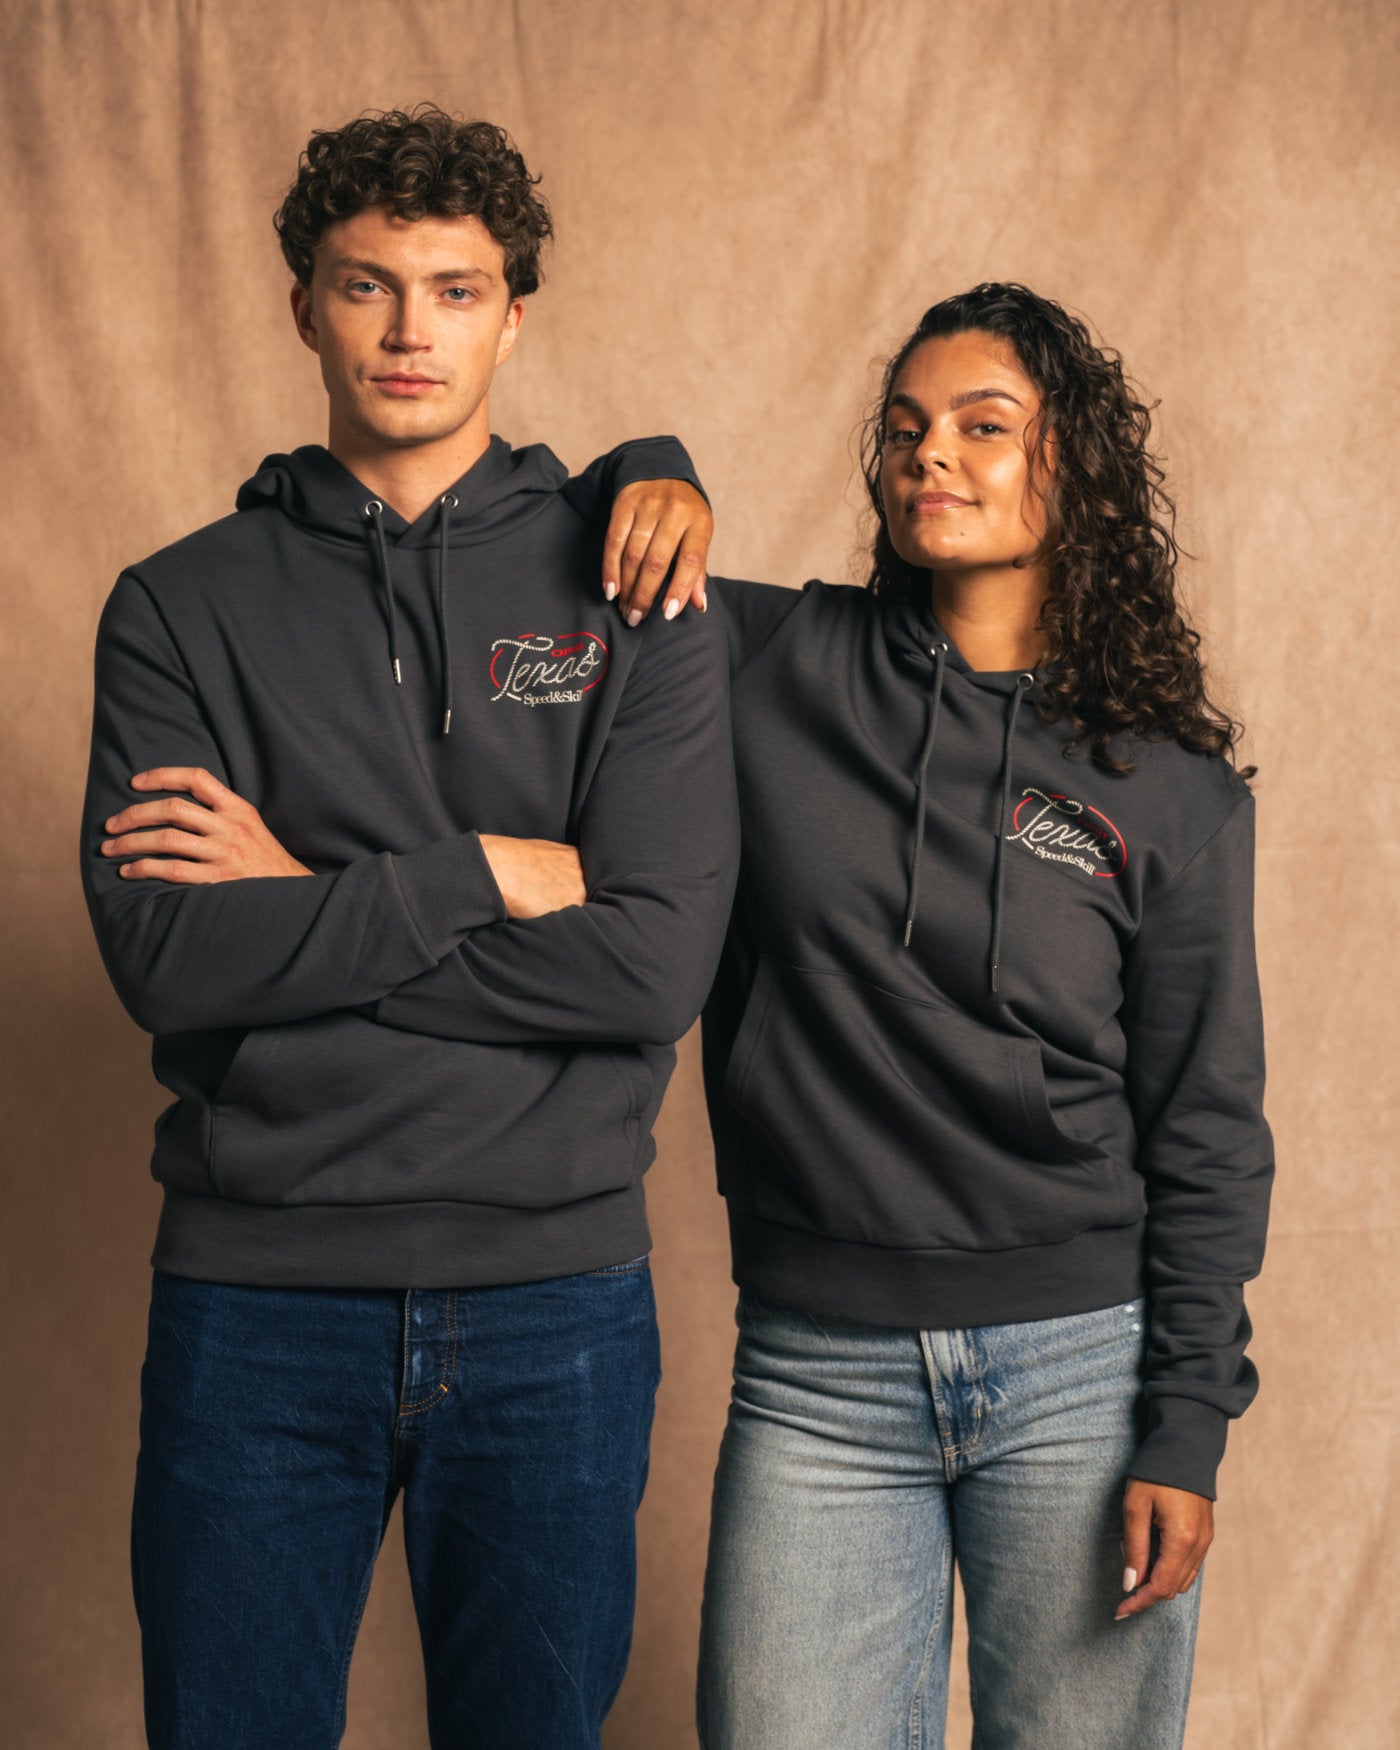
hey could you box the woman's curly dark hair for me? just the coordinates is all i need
[274,105,552,298]
[863,283,1251,774]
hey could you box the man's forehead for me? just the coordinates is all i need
[317,207,506,277]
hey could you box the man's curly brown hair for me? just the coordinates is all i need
[863,283,1252,776]
[274,105,553,298]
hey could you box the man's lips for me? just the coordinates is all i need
[909,491,973,512]
[372,375,444,397]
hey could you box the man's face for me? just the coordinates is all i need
[291,206,524,454]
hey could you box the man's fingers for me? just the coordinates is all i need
[103,828,214,861]
[105,795,215,835]
[131,766,232,808]
[118,858,216,885]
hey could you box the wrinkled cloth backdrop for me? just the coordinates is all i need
[4,2,1396,1745]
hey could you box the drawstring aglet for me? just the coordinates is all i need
[990,962,1000,992]
[441,709,452,735]
[392,658,402,685]
[902,918,914,949]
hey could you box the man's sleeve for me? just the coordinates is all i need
[81,574,507,1036]
[1120,796,1275,1500]
[373,608,738,1046]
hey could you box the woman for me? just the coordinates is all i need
[626,283,1272,1748]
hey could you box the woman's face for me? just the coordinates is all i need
[880,330,1051,579]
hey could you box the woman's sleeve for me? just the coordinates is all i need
[1120,795,1275,1500]
[707,576,807,679]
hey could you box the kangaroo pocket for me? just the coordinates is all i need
[723,957,1123,1251]
[203,1011,654,1209]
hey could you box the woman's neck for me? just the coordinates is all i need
[930,566,1048,673]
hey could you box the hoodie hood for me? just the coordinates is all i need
[234,436,569,549]
[233,437,575,735]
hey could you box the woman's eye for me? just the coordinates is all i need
[887,428,920,446]
[971,421,1007,436]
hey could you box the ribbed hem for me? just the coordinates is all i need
[727,1207,1147,1330]
[1126,1395,1230,1501]
[152,1185,650,1290]
[391,832,507,954]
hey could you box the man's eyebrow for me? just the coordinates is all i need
[329,257,496,285]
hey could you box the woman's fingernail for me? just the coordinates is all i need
[604,581,618,601]
[627,608,642,628]
[1123,1567,1138,1593]
[664,598,680,621]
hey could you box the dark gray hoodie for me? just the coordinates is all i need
[82,436,736,1290]
[702,577,1273,1501]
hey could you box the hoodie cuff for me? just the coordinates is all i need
[390,833,508,958]
[609,436,708,507]
[1126,1396,1231,1501]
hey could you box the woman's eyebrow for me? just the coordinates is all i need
[949,387,1024,410]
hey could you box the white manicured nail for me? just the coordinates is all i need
[627,608,642,628]
[1123,1567,1138,1592]
[604,581,618,601]
[664,598,680,620]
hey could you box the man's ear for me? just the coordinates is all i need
[290,282,319,355]
[494,298,526,369]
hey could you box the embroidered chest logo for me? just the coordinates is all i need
[1006,788,1127,879]
[488,631,609,706]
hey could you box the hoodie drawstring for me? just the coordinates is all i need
[436,493,457,734]
[989,672,1035,996]
[902,642,947,948]
[363,500,402,687]
[363,493,459,736]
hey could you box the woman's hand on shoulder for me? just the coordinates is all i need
[1115,1479,1214,1621]
[602,480,712,627]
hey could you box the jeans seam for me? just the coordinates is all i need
[906,1542,954,1750]
[331,1545,379,1745]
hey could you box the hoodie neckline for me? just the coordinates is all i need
[882,585,1050,697]
[234,435,568,550]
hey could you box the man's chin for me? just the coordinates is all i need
[347,400,474,451]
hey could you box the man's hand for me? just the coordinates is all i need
[602,479,712,627]
[102,768,313,883]
[1115,1479,1214,1622]
[479,835,587,919]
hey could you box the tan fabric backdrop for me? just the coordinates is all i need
[4,1,1397,1744]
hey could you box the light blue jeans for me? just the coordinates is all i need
[697,1290,1201,1750]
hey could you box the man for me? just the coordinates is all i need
[82,105,729,1749]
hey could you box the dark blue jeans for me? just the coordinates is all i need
[132,1261,661,1749]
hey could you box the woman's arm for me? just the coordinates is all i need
[1113,792,1273,1617]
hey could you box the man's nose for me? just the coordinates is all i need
[385,295,433,351]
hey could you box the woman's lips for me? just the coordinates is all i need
[910,492,972,512]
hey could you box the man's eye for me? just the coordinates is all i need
[348,281,380,295]
[443,287,475,303]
